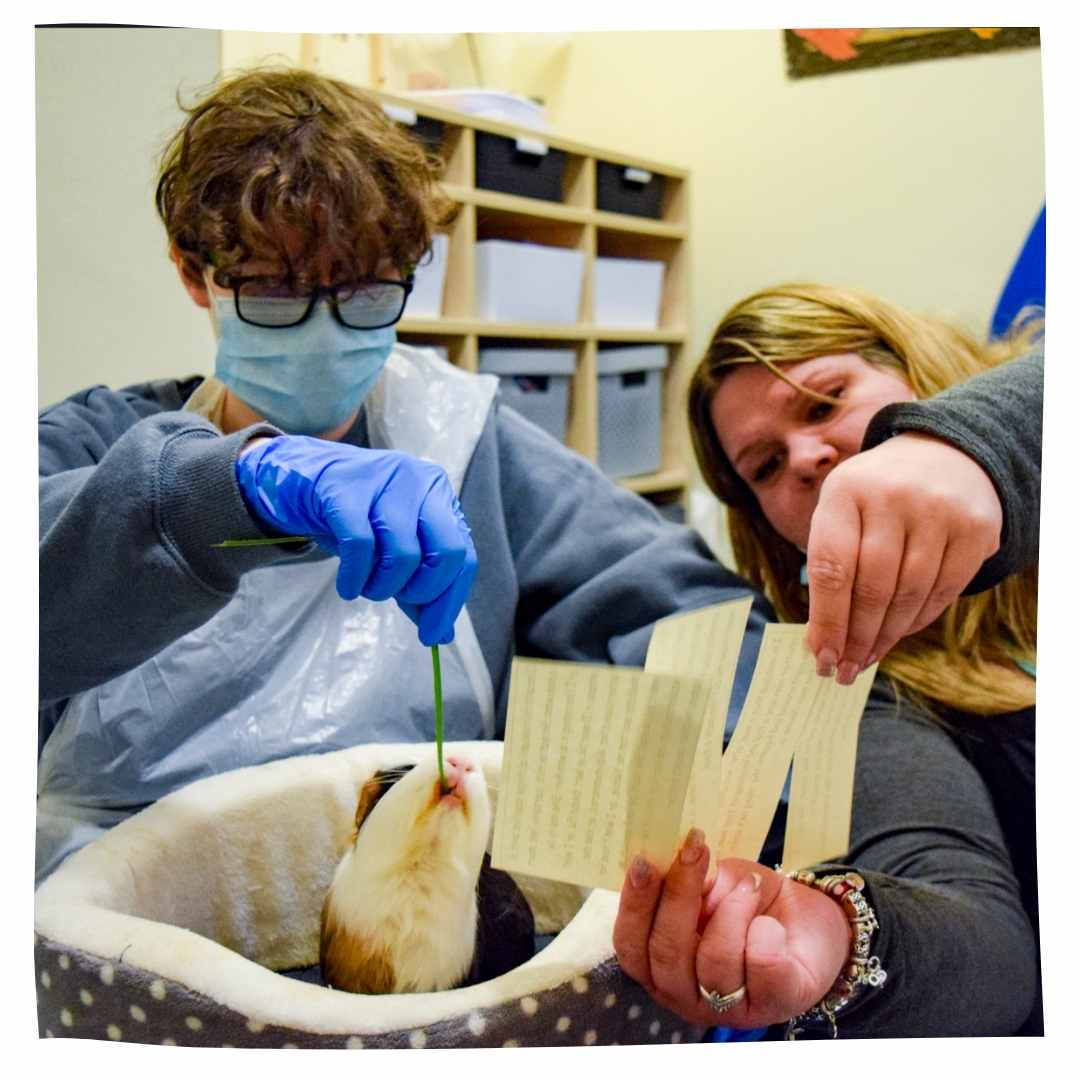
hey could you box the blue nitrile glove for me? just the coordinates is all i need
[235,435,477,646]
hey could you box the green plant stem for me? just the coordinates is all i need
[432,644,448,793]
[212,536,311,548]
[217,536,448,794]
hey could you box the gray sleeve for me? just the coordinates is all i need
[862,351,1043,593]
[501,405,772,657]
[459,404,775,728]
[796,688,1037,1038]
[39,388,297,704]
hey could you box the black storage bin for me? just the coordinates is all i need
[475,132,566,203]
[596,161,665,219]
[382,103,446,158]
[408,115,446,157]
[403,116,446,158]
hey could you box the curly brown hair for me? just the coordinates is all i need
[155,66,455,290]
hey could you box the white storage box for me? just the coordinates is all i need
[596,345,668,478]
[594,257,665,329]
[475,240,585,325]
[406,233,449,318]
[479,346,576,442]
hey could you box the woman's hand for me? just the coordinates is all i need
[612,830,850,1029]
[805,432,1003,684]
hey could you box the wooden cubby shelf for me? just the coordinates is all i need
[442,184,689,239]
[399,319,685,342]
[365,86,692,501]
[620,468,689,495]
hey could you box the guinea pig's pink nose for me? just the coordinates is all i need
[446,755,475,773]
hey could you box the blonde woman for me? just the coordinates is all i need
[690,283,1039,706]
[613,284,1042,1038]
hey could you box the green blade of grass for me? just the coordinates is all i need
[212,536,311,548]
[432,644,447,793]
[216,534,448,794]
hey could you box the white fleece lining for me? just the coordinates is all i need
[35,741,615,1036]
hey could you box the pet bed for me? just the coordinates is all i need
[35,740,705,1048]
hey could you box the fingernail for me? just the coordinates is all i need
[816,648,837,678]
[680,828,705,865]
[630,856,652,888]
[861,654,878,672]
[738,871,762,895]
[837,661,859,685]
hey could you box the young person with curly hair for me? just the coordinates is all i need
[38,67,770,886]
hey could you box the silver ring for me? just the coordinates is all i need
[698,982,746,1014]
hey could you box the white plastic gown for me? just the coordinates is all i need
[36,346,498,883]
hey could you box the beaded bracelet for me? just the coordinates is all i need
[783,870,888,1039]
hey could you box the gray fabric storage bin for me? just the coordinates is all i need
[479,346,576,442]
[596,345,668,478]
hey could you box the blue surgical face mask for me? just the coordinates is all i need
[211,296,395,435]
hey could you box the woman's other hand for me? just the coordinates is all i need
[805,432,1003,684]
[612,832,850,1029]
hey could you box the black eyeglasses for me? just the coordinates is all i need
[230,276,414,330]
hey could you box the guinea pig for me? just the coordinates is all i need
[321,754,520,994]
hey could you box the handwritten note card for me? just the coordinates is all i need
[491,661,710,890]
[712,625,876,866]
[643,599,755,850]
[491,600,877,891]
[780,635,874,870]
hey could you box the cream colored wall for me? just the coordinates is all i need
[36,27,222,409]
[40,29,1044,555]
[543,30,1044,560]
[549,29,1044,352]
[220,31,302,73]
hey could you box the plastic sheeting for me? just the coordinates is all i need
[37,345,499,883]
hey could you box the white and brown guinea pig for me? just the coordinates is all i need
[320,754,533,995]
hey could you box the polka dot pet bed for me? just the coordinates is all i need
[35,741,704,1048]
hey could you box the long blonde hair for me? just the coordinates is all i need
[688,283,1040,716]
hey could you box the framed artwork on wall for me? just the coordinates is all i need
[785,27,1040,78]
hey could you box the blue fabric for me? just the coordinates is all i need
[991,206,1045,339]
[707,1025,768,1042]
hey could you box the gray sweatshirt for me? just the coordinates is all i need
[864,350,1043,594]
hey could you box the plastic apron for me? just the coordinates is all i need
[37,345,499,884]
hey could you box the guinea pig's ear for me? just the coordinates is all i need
[353,777,385,834]
[352,764,417,835]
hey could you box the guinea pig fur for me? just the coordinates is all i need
[320,755,492,994]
